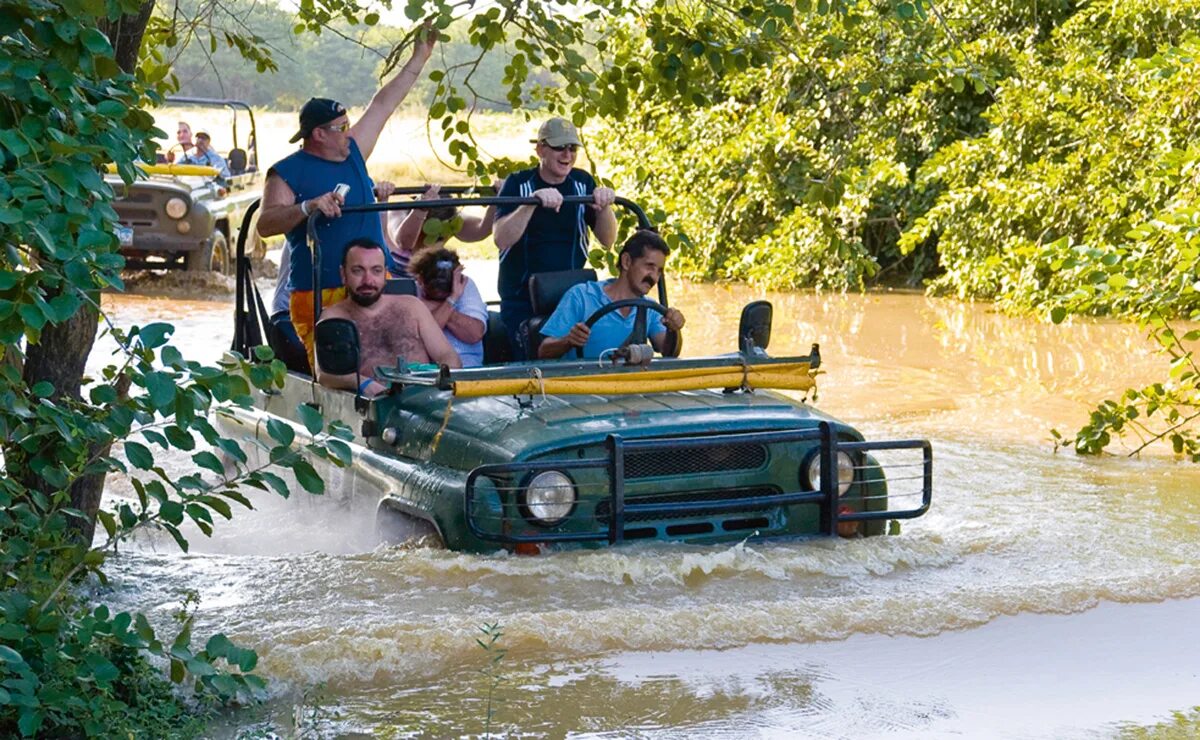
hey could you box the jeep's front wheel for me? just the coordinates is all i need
[376,502,444,548]
[186,230,229,273]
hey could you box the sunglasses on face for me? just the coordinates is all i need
[545,143,580,153]
[322,122,350,133]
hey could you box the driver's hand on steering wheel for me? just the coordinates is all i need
[532,188,563,212]
[663,307,686,332]
[566,322,591,348]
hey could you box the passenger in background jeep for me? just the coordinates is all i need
[167,121,193,163]
[179,131,231,179]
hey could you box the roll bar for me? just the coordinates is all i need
[305,195,659,324]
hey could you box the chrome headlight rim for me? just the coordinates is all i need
[518,469,577,527]
[164,196,189,220]
[801,449,856,496]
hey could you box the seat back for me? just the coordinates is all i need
[482,310,513,365]
[522,268,597,359]
[227,148,247,176]
[266,310,311,375]
[384,277,418,296]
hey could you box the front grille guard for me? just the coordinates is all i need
[464,422,933,545]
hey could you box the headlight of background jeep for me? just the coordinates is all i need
[520,470,576,526]
[164,197,189,220]
[804,450,855,496]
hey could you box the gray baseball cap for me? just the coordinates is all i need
[533,117,582,147]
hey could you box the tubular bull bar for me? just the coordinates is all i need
[464,422,933,545]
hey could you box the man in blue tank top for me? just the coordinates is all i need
[493,118,618,359]
[256,29,435,360]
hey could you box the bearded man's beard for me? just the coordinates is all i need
[350,288,381,307]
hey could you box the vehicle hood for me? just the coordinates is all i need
[383,389,848,466]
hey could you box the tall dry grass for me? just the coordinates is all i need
[152,106,534,184]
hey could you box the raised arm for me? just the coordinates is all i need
[349,29,436,161]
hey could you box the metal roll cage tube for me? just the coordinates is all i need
[305,195,660,324]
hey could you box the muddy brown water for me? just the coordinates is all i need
[93,270,1200,738]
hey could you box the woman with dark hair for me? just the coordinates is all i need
[407,246,488,367]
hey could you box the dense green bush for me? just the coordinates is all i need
[0,0,355,734]
[575,0,1200,456]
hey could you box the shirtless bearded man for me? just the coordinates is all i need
[316,238,461,396]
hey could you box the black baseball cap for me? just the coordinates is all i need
[290,98,347,143]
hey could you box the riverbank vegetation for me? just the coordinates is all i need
[581,1,1200,455]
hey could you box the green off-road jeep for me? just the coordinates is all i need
[219,193,933,553]
[108,97,262,273]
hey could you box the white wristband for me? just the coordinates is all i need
[299,200,310,216]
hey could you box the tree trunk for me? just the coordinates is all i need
[98,0,156,74]
[22,301,107,544]
[15,4,158,544]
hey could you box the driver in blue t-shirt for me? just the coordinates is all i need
[538,230,687,359]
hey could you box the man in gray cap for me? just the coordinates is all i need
[256,29,435,360]
[493,117,617,359]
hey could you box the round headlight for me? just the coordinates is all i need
[164,197,189,220]
[521,470,576,526]
[804,451,855,496]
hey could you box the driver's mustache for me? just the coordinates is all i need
[641,277,656,287]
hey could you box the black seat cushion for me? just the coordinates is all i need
[529,269,597,316]
[267,310,311,375]
[482,310,513,365]
[523,268,597,359]
[384,277,418,296]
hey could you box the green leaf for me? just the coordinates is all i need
[0,645,26,664]
[160,500,184,525]
[143,371,177,410]
[297,403,324,435]
[266,418,295,446]
[291,458,324,494]
[326,439,352,466]
[18,709,43,736]
[257,470,291,498]
[96,509,116,538]
[137,322,174,349]
[124,441,154,469]
[192,450,225,477]
[79,28,112,54]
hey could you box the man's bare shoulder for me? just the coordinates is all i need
[322,301,352,320]
[382,294,426,312]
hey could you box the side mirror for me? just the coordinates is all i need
[314,318,360,376]
[738,300,773,356]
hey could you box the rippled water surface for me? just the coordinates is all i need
[96,276,1200,738]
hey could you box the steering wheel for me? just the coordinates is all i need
[578,298,670,359]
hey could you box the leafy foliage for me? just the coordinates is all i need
[1,328,354,734]
[0,0,353,734]
[383,0,1200,455]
